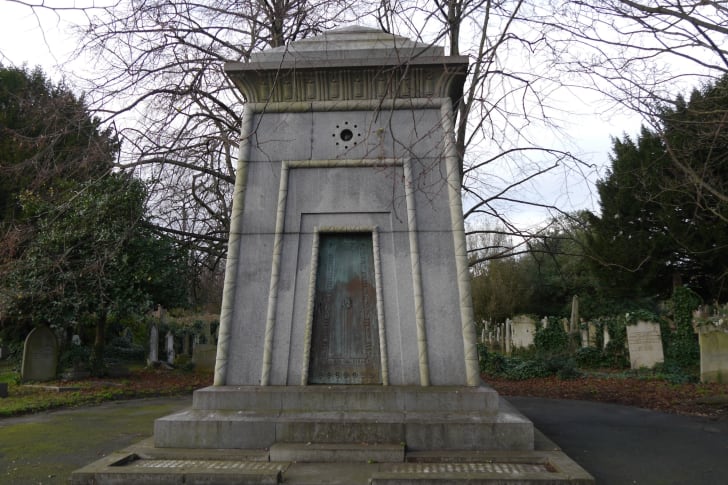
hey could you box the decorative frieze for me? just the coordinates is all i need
[226,66,465,104]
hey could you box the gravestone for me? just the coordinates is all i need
[697,325,728,383]
[21,325,58,382]
[148,324,159,364]
[569,295,579,332]
[192,343,217,373]
[510,315,536,349]
[627,320,664,369]
[588,322,598,347]
[165,331,175,365]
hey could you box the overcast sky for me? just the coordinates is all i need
[0,2,645,231]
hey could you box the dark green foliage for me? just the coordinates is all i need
[477,342,489,372]
[575,347,603,368]
[3,175,191,373]
[588,74,728,302]
[58,345,92,372]
[602,316,630,368]
[0,65,115,257]
[105,337,146,362]
[664,286,701,371]
[481,352,580,381]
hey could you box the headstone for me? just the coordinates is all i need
[570,295,579,332]
[504,319,512,355]
[588,322,598,347]
[626,320,664,369]
[148,324,159,363]
[21,325,59,382]
[580,327,589,348]
[166,331,175,365]
[510,315,536,349]
[603,326,611,349]
[697,325,728,383]
[71,334,82,346]
[192,343,217,373]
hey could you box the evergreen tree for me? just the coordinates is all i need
[0,65,116,261]
[588,75,728,301]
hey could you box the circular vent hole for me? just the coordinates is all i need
[340,129,353,141]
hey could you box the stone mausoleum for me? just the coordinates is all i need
[72,27,593,484]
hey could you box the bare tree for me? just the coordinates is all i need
[6,0,605,271]
[549,1,728,247]
[66,0,366,269]
[377,1,591,247]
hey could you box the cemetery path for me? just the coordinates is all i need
[0,395,726,484]
[511,396,728,485]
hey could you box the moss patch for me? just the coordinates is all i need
[0,398,189,484]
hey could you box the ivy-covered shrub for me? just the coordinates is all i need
[602,315,629,368]
[59,345,91,371]
[477,342,489,373]
[105,336,145,361]
[534,317,569,357]
[664,286,700,371]
[574,346,603,368]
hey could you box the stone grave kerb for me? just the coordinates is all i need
[217,26,479,388]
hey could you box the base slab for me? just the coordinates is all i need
[71,433,594,485]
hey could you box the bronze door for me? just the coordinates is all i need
[308,233,381,384]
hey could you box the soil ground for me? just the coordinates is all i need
[483,371,728,418]
[2,363,727,418]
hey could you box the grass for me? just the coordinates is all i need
[0,360,211,418]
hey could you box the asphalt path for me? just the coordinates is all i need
[509,396,728,485]
[1,395,727,484]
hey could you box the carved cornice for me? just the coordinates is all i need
[225,63,467,106]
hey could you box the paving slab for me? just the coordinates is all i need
[70,425,593,484]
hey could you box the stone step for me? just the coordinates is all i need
[269,442,405,463]
[154,398,533,451]
[191,385,501,414]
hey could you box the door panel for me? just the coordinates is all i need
[308,233,381,384]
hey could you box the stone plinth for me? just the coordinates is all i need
[155,385,533,452]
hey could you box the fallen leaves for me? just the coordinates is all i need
[483,372,728,417]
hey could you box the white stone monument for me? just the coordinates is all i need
[154,25,532,452]
[71,28,594,484]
